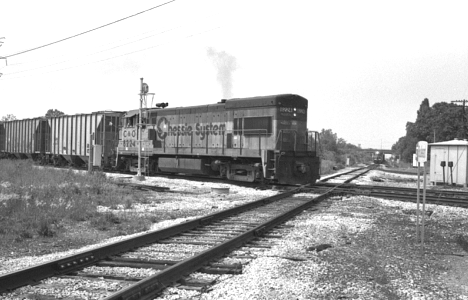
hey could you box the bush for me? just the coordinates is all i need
[37,218,56,237]
[90,212,121,231]
[0,160,142,243]
[321,160,335,175]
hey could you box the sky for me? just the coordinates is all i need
[1,0,468,150]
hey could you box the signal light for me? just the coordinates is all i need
[156,102,169,108]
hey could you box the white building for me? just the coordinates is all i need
[429,139,468,187]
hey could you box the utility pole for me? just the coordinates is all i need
[451,100,468,140]
[0,37,6,76]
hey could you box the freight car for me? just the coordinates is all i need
[116,94,321,185]
[0,117,44,159]
[0,121,5,158]
[0,112,122,168]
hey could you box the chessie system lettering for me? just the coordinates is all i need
[157,117,225,140]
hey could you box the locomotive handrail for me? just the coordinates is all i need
[307,130,320,153]
[276,129,298,152]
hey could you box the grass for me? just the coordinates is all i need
[321,159,338,175]
[0,159,154,248]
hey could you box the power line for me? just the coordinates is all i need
[3,26,181,76]
[4,24,183,67]
[3,0,176,59]
[0,26,221,81]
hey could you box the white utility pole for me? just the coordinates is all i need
[135,78,147,181]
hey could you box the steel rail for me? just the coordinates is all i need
[309,184,468,207]
[103,187,339,300]
[0,186,300,293]
[315,182,468,198]
[318,167,368,182]
[342,168,373,184]
[1,168,371,295]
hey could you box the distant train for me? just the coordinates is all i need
[373,151,385,164]
[0,94,321,185]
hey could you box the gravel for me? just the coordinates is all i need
[1,168,468,299]
[189,191,468,299]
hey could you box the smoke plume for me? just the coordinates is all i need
[207,47,237,99]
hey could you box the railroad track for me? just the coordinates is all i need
[0,168,373,299]
[311,182,468,207]
[318,166,374,184]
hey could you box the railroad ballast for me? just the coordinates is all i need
[0,94,321,185]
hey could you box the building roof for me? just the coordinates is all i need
[429,139,468,146]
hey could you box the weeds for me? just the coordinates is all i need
[321,159,336,175]
[0,160,153,246]
[456,235,468,252]
[90,212,121,231]
[37,218,56,237]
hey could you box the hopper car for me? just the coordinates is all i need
[0,112,121,168]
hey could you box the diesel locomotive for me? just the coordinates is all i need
[373,151,385,164]
[115,94,321,185]
[0,94,321,185]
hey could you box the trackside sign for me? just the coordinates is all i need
[416,141,428,163]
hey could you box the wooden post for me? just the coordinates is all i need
[421,163,427,251]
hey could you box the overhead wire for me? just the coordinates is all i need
[3,0,176,59]
[0,5,222,79]
[4,25,180,67]
[3,26,182,76]
[2,9,221,76]
[0,25,222,81]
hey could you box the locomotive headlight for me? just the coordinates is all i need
[294,108,296,111]
[296,162,307,174]
[294,113,296,117]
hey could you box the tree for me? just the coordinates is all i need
[320,129,338,153]
[318,129,367,166]
[392,134,418,162]
[320,129,338,162]
[431,102,467,141]
[392,98,468,162]
[45,109,65,118]
[1,114,17,121]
